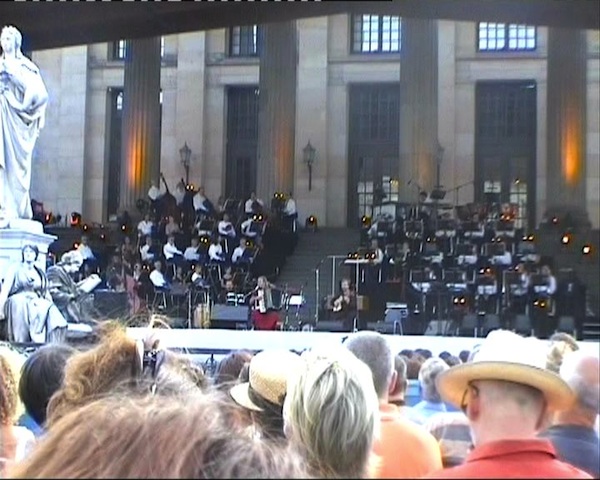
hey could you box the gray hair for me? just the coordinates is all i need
[344,331,393,399]
[560,351,600,414]
[283,345,379,478]
[418,357,449,403]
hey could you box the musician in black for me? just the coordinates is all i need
[328,277,357,332]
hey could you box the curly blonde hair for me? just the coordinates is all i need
[46,321,207,427]
[0,354,18,425]
[0,345,27,423]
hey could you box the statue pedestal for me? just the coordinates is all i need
[0,219,57,282]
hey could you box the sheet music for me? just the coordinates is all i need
[78,274,101,293]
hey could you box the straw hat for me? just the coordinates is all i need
[436,330,575,412]
[230,349,302,412]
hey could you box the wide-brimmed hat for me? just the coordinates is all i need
[436,330,574,411]
[230,349,302,412]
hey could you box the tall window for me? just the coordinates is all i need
[229,25,261,57]
[109,37,165,60]
[352,15,401,53]
[478,23,536,51]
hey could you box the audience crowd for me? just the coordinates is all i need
[0,323,598,478]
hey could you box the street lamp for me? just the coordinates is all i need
[179,141,192,186]
[303,140,316,191]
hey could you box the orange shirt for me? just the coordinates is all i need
[372,403,443,479]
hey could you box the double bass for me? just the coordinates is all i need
[157,172,180,222]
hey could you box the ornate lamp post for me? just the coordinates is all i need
[179,141,192,185]
[303,140,316,191]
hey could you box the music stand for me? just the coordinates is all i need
[443,269,466,285]
[404,220,423,239]
[495,220,515,237]
[516,240,536,255]
[435,218,456,237]
[484,242,506,257]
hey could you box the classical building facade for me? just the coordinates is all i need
[30,16,600,229]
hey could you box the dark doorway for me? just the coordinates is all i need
[348,83,400,227]
[106,88,123,218]
[226,86,259,200]
[475,81,537,230]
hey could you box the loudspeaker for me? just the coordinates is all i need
[93,290,129,319]
[424,320,452,336]
[210,304,249,330]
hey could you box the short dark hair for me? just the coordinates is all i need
[459,350,471,363]
[19,344,76,426]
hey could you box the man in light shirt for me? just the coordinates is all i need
[137,213,154,239]
[231,238,251,266]
[149,259,170,290]
[183,237,202,264]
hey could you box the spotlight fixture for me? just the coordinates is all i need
[582,244,591,255]
[561,234,571,245]
[70,212,82,228]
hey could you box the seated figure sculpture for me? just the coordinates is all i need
[46,250,99,326]
[0,244,67,343]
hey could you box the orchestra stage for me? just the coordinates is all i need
[126,327,600,365]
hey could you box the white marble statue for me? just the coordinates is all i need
[0,25,48,222]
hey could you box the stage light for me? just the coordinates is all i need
[305,215,318,230]
[552,216,559,225]
[582,244,591,255]
[82,224,89,232]
[361,215,371,227]
[528,235,534,241]
[70,212,82,228]
[561,234,571,245]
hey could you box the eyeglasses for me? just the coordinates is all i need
[460,382,480,413]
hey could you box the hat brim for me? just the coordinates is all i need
[436,361,574,412]
[229,383,263,412]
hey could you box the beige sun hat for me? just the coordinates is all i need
[230,349,303,412]
[436,330,575,412]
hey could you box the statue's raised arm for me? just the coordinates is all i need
[0,25,49,222]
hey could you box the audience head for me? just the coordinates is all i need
[9,393,311,479]
[344,331,393,401]
[406,355,425,380]
[283,345,380,478]
[229,349,303,440]
[415,348,433,360]
[558,350,600,421]
[444,355,462,367]
[546,332,579,374]
[213,350,254,390]
[399,349,414,359]
[389,355,408,403]
[0,353,18,426]
[436,330,575,446]
[0,346,26,424]
[418,357,450,403]
[18,344,76,427]
[459,349,471,364]
[46,323,206,427]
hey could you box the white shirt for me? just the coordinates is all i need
[284,198,297,216]
[232,246,248,264]
[184,246,201,262]
[245,197,263,214]
[140,244,155,262]
[149,269,168,288]
[208,243,225,262]
[218,220,236,238]
[148,184,164,201]
[241,217,262,237]
[193,193,210,212]
[163,242,183,260]
[77,244,95,260]
[137,219,154,237]
[191,271,206,286]
[174,186,185,206]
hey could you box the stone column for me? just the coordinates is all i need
[119,37,162,214]
[546,28,587,217]
[257,21,297,201]
[399,19,439,202]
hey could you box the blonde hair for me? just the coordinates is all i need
[46,322,206,427]
[283,345,380,478]
[9,392,311,479]
[0,345,27,423]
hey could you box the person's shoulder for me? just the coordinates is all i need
[388,412,441,446]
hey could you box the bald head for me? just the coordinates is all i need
[560,351,600,414]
